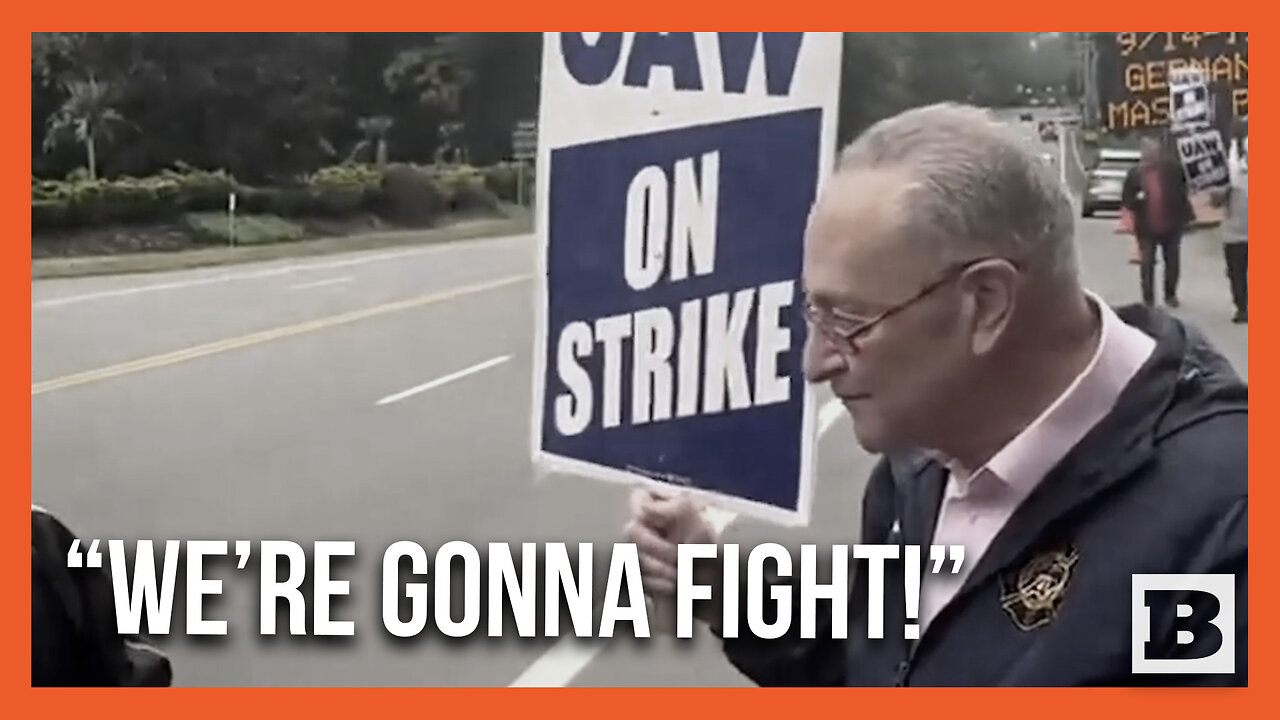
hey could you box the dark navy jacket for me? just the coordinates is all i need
[719,304,1247,686]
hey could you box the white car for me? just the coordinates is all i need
[1082,149,1141,217]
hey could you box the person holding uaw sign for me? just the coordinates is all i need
[627,102,1247,688]
[1118,68,1239,319]
[531,32,1244,688]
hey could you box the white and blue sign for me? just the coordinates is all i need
[530,32,843,526]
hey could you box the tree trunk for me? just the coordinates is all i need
[85,130,97,180]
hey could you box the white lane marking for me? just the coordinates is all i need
[290,276,353,291]
[508,639,610,688]
[375,355,511,406]
[34,267,294,308]
[507,397,848,688]
[32,233,530,309]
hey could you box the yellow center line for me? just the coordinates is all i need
[32,274,533,397]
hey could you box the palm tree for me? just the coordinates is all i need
[42,75,126,180]
[350,115,394,166]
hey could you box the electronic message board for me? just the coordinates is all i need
[1094,32,1248,133]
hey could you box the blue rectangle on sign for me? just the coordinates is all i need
[538,109,821,514]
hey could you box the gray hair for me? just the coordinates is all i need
[836,103,1078,282]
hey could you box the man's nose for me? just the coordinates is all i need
[803,330,847,384]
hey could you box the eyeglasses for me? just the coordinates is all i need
[803,256,1011,355]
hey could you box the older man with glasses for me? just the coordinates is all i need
[625,103,1247,687]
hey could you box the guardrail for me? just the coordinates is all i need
[1063,128,1090,197]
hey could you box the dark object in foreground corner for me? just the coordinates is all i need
[31,505,172,687]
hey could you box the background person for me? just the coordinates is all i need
[1211,118,1247,323]
[1121,136,1194,308]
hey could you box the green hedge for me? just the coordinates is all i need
[185,212,307,246]
[32,161,530,233]
[33,167,234,229]
[483,161,534,206]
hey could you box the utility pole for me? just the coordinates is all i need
[1079,32,1100,131]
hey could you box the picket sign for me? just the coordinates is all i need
[529,33,844,528]
[1168,66,1229,194]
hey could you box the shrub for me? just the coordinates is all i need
[451,183,502,214]
[379,163,447,226]
[228,164,387,219]
[32,166,235,231]
[160,165,235,211]
[30,161,517,233]
[483,161,533,205]
[430,164,501,214]
[184,212,306,246]
[32,199,70,229]
[305,163,385,215]
[235,187,298,216]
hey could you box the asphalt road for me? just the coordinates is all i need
[31,113,1247,687]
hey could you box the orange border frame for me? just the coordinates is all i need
[13,18,1265,715]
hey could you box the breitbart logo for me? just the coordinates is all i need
[1131,574,1235,675]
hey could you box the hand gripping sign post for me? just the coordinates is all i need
[530,33,843,529]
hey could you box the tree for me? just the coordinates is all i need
[837,33,914,143]
[350,116,395,166]
[41,75,127,180]
[450,33,542,165]
[29,32,1086,184]
[383,33,473,117]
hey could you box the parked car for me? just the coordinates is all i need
[1019,112,1035,122]
[1082,149,1142,217]
[1038,121,1058,142]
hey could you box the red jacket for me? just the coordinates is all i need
[1120,159,1194,238]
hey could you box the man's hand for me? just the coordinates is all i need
[625,489,724,629]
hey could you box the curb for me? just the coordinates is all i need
[32,217,533,281]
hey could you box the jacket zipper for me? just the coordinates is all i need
[895,637,923,686]
[893,566,958,686]
[893,557,928,686]
[893,659,910,687]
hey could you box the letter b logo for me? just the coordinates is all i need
[1131,574,1235,675]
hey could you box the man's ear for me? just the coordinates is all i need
[960,261,1018,356]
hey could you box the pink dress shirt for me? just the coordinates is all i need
[917,294,1157,634]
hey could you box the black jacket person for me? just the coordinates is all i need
[625,103,1246,688]
[717,305,1246,686]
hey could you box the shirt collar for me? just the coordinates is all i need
[941,292,1156,498]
